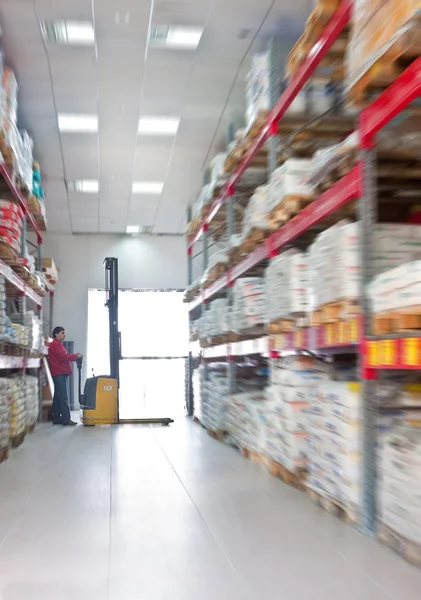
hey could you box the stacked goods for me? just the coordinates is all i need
[203,249,228,286]
[241,185,269,238]
[42,257,58,286]
[192,364,203,423]
[209,153,227,193]
[307,133,358,187]
[9,375,26,441]
[226,386,269,451]
[0,200,23,255]
[10,310,43,352]
[268,159,314,227]
[265,250,308,327]
[0,378,11,457]
[0,274,6,341]
[346,0,421,98]
[231,278,266,333]
[198,299,229,340]
[23,374,39,430]
[308,222,421,319]
[0,65,18,140]
[307,381,364,516]
[245,52,270,132]
[201,368,229,433]
[265,356,330,473]
[368,260,421,332]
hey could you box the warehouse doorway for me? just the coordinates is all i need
[87,289,189,419]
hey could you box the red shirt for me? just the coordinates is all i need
[48,338,78,376]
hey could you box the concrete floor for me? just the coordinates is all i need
[0,418,421,600]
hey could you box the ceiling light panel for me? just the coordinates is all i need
[149,25,203,50]
[41,20,95,46]
[132,182,164,194]
[68,180,99,193]
[138,116,180,135]
[58,114,98,132]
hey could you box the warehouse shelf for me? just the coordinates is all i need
[0,258,42,305]
[188,166,360,311]
[187,0,352,251]
[187,0,421,540]
[0,163,43,243]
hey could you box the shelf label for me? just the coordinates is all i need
[381,339,396,366]
[349,318,358,343]
[403,338,418,366]
[326,324,335,346]
[367,340,379,366]
[338,321,345,344]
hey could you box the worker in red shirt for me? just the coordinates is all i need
[48,326,83,426]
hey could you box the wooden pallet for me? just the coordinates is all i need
[207,429,225,442]
[310,298,360,325]
[240,447,265,465]
[0,446,9,464]
[308,489,359,525]
[26,423,36,435]
[11,432,25,449]
[228,326,266,343]
[266,458,307,490]
[268,195,313,231]
[267,318,295,334]
[378,522,421,567]
[372,306,421,335]
[347,17,421,106]
[240,228,268,255]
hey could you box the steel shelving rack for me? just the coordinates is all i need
[0,155,51,416]
[187,0,421,534]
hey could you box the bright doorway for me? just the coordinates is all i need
[87,289,189,420]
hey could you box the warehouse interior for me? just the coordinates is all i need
[2,0,421,598]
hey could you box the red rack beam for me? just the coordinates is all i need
[187,0,353,251]
[0,163,43,243]
[189,166,360,311]
[360,55,421,148]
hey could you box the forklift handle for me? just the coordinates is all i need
[76,357,83,369]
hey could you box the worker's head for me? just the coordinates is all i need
[53,326,66,342]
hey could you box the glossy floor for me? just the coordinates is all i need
[0,419,421,599]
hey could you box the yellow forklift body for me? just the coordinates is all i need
[81,377,118,425]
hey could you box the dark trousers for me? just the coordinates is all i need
[52,375,71,424]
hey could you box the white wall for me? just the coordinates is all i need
[43,234,187,358]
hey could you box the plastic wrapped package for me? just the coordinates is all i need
[200,369,229,432]
[269,159,314,213]
[242,185,269,237]
[265,357,330,472]
[23,374,39,429]
[231,277,266,333]
[0,378,11,453]
[245,52,270,131]
[307,133,359,187]
[198,299,229,339]
[265,250,308,322]
[368,259,421,315]
[0,67,18,131]
[225,389,268,452]
[9,375,26,440]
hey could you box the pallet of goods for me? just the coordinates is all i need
[346,0,421,105]
[268,159,314,230]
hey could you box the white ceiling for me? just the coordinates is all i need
[0,0,310,234]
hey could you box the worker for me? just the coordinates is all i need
[48,326,83,426]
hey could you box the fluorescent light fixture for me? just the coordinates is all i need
[126,225,140,234]
[138,116,180,136]
[58,114,98,132]
[132,182,164,194]
[68,180,99,193]
[41,20,95,46]
[149,25,203,50]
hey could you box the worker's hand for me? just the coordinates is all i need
[77,353,83,359]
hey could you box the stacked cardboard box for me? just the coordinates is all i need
[269,159,314,213]
[232,278,266,333]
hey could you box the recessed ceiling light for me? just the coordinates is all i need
[68,179,99,193]
[126,225,140,234]
[58,114,98,132]
[138,116,180,136]
[41,20,95,46]
[149,25,203,50]
[132,182,164,194]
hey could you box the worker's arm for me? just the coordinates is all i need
[52,343,79,363]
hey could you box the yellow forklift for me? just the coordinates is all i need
[78,257,174,427]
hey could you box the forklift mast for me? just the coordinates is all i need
[104,257,120,384]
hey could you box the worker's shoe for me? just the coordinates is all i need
[63,420,77,427]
